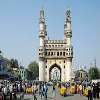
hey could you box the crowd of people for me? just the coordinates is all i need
[0,80,52,100]
[0,80,24,100]
[88,82,100,100]
[58,81,100,100]
[0,80,100,100]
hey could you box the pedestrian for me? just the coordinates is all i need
[92,83,96,99]
[9,84,13,100]
[79,84,82,96]
[39,83,44,99]
[65,82,70,96]
[43,82,48,99]
[96,82,100,99]
[52,83,56,98]
[87,84,93,100]
[32,83,37,100]
[75,83,77,94]
[13,84,17,100]
[3,85,7,100]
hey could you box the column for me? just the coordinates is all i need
[61,66,65,82]
[46,66,49,82]
[39,58,45,81]
[65,58,72,82]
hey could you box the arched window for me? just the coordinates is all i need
[63,52,65,56]
[57,52,59,56]
[48,52,50,56]
[61,45,63,47]
[45,52,47,56]
[51,52,53,56]
[60,52,62,56]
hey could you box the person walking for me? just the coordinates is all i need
[92,83,96,99]
[96,82,100,99]
[39,83,44,99]
[3,85,7,100]
[75,84,77,94]
[87,84,93,100]
[43,82,48,100]
[52,83,56,98]
[79,84,82,96]
[9,84,13,100]
[32,83,37,100]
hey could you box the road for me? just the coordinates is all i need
[24,94,87,100]
[24,86,88,100]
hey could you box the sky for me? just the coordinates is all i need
[0,0,100,70]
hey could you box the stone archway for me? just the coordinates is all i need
[49,64,61,81]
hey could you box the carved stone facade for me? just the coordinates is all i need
[38,8,73,82]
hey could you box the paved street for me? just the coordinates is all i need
[24,87,87,100]
[24,94,87,100]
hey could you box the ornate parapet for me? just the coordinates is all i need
[44,47,73,59]
[45,40,66,44]
[45,40,67,49]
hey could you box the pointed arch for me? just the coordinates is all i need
[49,63,61,81]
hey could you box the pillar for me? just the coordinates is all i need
[39,58,45,81]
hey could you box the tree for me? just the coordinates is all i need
[88,67,100,80]
[10,59,19,68]
[26,69,34,80]
[27,61,39,80]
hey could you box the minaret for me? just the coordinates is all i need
[64,9,73,82]
[64,9,72,44]
[39,8,47,81]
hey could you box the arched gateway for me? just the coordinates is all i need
[38,8,73,82]
[49,64,61,81]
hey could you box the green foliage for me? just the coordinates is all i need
[10,59,19,68]
[27,61,39,80]
[88,67,100,80]
[26,69,34,80]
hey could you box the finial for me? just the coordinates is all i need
[41,0,44,11]
[40,8,45,23]
[65,8,71,23]
[66,8,71,17]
